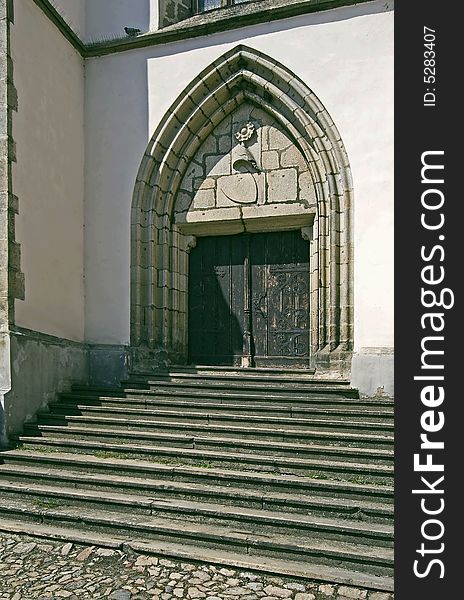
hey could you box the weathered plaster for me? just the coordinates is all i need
[89,344,129,386]
[351,347,394,397]
[3,327,88,444]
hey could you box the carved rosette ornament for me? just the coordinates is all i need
[235,122,255,143]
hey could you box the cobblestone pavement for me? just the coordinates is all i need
[0,534,393,600]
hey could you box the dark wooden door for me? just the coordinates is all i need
[188,235,245,366]
[250,231,311,367]
[188,231,310,367]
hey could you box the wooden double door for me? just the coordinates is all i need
[188,230,311,368]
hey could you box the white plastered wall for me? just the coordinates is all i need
[11,0,85,342]
[84,0,394,358]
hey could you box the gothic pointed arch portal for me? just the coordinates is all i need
[131,45,354,376]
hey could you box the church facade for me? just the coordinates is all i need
[0,0,394,445]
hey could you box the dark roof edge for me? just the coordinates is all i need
[30,0,384,59]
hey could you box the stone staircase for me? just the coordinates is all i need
[0,368,394,592]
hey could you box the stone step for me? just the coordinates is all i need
[125,377,356,392]
[21,423,394,457]
[0,499,394,578]
[0,518,394,591]
[132,366,323,380]
[57,395,394,420]
[1,451,394,503]
[2,368,395,587]
[67,388,394,409]
[14,437,394,482]
[73,381,360,398]
[0,463,394,522]
[34,414,394,448]
[126,370,349,386]
[0,481,393,545]
[47,403,394,432]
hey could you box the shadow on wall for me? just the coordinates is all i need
[189,279,244,366]
[188,236,244,366]
[84,15,150,345]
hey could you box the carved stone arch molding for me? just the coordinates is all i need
[131,45,354,376]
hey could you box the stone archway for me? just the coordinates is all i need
[131,45,354,377]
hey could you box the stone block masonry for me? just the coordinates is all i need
[176,104,317,221]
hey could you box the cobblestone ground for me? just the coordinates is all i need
[0,534,393,600]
